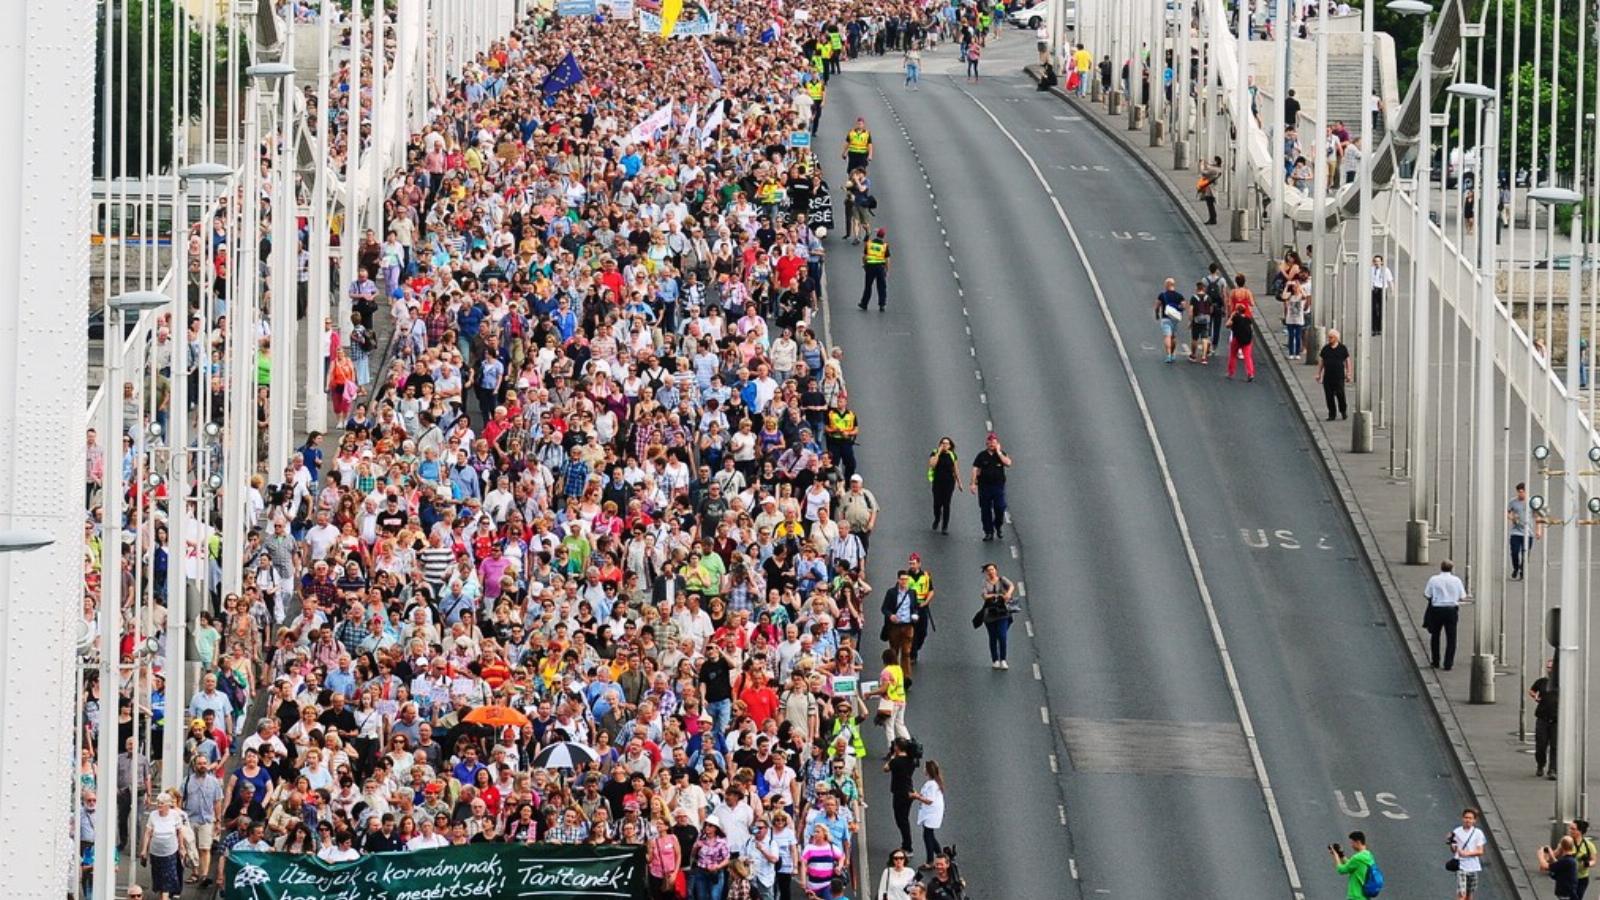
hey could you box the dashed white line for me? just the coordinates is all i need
[1016,580,1026,596]
[1024,620,1034,638]
[1032,661,1042,680]
[1057,805,1067,826]
[1048,753,1059,773]
[1039,706,1050,724]
[1069,859,1079,880]
[1010,545,1019,559]
[974,370,982,380]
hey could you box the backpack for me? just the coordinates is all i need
[1204,275,1226,314]
[1362,859,1384,897]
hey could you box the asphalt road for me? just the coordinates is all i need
[816,43,1513,900]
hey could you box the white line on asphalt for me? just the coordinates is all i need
[974,370,982,380]
[1049,753,1058,773]
[956,82,1307,897]
[951,269,959,280]
[1010,545,1019,559]
[1058,805,1067,825]
[970,347,975,357]
[1069,858,1079,879]
[1016,580,1026,596]
[984,415,991,427]
[1032,661,1042,680]
[1040,706,1050,724]
[1024,620,1034,638]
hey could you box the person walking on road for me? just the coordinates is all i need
[878,849,917,900]
[826,397,861,482]
[874,648,911,744]
[927,437,963,534]
[1508,482,1541,580]
[881,574,919,680]
[859,228,891,311]
[1531,659,1559,779]
[977,563,1015,670]
[1155,277,1185,363]
[1331,832,1377,900]
[911,760,945,867]
[1316,328,1351,420]
[1423,559,1465,670]
[904,44,922,89]
[1448,807,1487,900]
[844,118,874,172]
[1187,280,1213,362]
[970,432,1012,542]
[1225,273,1257,381]
[902,553,936,662]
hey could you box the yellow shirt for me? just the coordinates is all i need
[882,664,906,702]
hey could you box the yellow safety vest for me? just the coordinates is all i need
[864,239,888,264]
[829,31,843,50]
[906,571,932,604]
[819,41,833,60]
[883,664,906,703]
[827,409,857,439]
[806,80,825,101]
[846,129,870,154]
[758,181,782,205]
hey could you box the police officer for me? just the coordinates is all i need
[859,227,890,311]
[970,431,1012,541]
[843,117,873,172]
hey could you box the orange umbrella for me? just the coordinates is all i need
[464,705,531,729]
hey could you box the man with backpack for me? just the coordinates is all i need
[1202,264,1228,356]
[1331,831,1381,899]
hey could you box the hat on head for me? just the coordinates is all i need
[907,552,920,562]
[849,474,863,482]
[876,227,886,237]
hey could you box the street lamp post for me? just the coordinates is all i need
[1231,0,1252,241]
[1390,0,1435,564]
[1529,184,1586,828]
[1450,82,1501,704]
[94,291,169,900]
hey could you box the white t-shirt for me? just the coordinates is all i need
[1425,571,1467,608]
[147,809,184,857]
[915,779,945,829]
[318,845,361,863]
[1451,826,1485,873]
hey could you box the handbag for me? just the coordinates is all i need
[874,696,894,725]
[970,607,985,629]
[1163,304,1184,321]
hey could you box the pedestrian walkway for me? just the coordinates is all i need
[1024,59,1573,900]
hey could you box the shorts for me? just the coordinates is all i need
[194,821,216,850]
[1456,870,1479,895]
[1190,321,1210,341]
[1159,318,1178,337]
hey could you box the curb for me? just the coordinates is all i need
[1020,65,1541,900]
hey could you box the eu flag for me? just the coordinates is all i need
[540,52,584,100]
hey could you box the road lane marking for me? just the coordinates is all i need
[1033,661,1042,680]
[955,79,1307,898]
[1040,706,1050,724]
[1024,620,1034,638]
[1069,858,1079,879]
[1049,753,1059,772]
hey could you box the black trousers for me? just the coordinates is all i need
[892,793,915,852]
[1323,378,1348,419]
[1202,193,1218,224]
[932,481,955,530]
[1370,287,1384,334]
[1426,604,1459,669]
[1536,716,1558,772]
[1510,534,1532,578]
[859,265,887,308]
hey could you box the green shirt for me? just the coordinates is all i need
[1336,849,1374,900]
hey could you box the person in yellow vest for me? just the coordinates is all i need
[825,397,860,480]
[873,648,911,746]
[901,552,936,661]
[828,27,844,73]
[842,118,873,172]
[757,176,784,219]
[805,76,826,133]
[858,227,890,311]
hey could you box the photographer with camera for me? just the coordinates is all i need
[1446,808,1486,900]
[1540,838,1581,899]
[1329,832,1379,899]
[916,852,964,900]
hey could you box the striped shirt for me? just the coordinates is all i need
[419,546,455,587]
[800,843,840,890]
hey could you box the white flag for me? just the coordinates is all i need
[624,102,675,146]
[678,103,700,146]
[698,101,726,148]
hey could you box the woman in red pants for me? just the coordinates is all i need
[1225,272,1257,381]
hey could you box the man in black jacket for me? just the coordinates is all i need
[881,573,919,677]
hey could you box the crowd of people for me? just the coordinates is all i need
[77,0,1020,897]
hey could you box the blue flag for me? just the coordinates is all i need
[701,42,723,88]
[540,52,585,100]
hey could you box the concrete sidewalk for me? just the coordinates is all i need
[1020,65,1592,900]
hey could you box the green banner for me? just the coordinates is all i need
[223,844,648,900]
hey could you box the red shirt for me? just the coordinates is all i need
[775,254,805,289]
[739,685,780,727]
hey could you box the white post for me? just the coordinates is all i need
[0,6,93,900]
[269,52,297,477]
[1148,0,1166,143]
[1557,209,1584,825]
[1310,22,1328,334]
[307,0,332,433]
[1351,0,1376,453]
[1270,0,1288,253]
[162,189,189,789]
[369,8,385,248]
[343,0,363,351]
[1232,0,1252,232]
[1469,99,1500,703]
[1406,19,1434,565]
